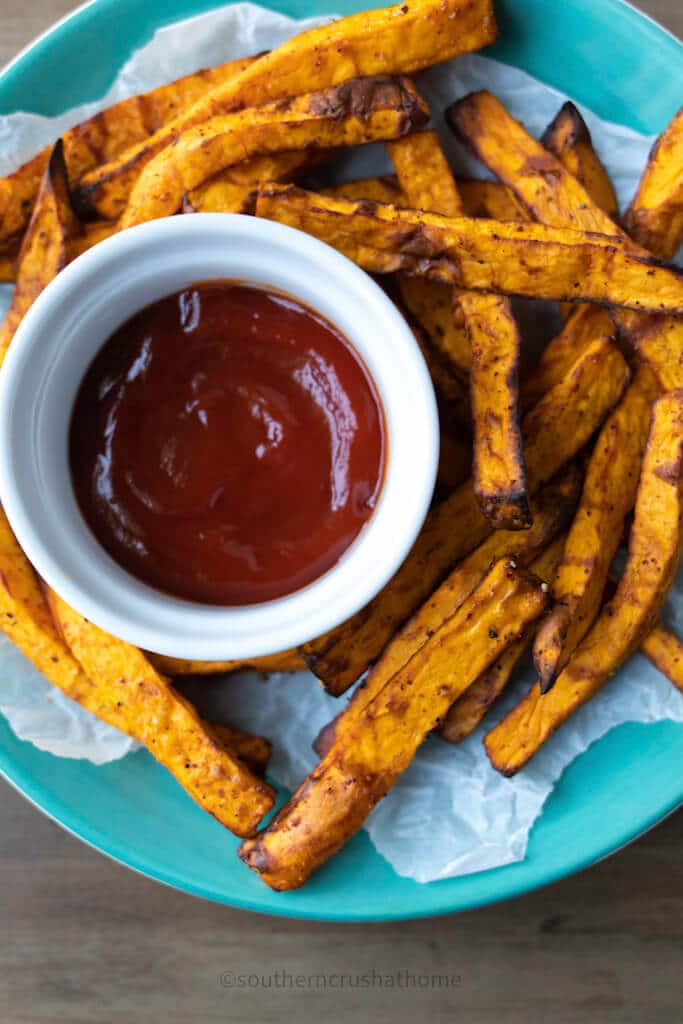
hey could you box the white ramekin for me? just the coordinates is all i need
[0,214,438,659]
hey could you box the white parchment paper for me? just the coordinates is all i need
[1,3,681,883]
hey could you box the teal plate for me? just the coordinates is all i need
[1,0,682,920]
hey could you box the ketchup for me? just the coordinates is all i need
[70,282,386,605]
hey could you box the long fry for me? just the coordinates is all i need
[0,507,273,834]
[303,335,629,694]
[119,77,428,228]
[75,0,497,217]
[240,558,549,890]
[0,141,79,367]
[49,589,275,835]
[255,186,683,313]
[389,131,529,528]
[486,391,683,775]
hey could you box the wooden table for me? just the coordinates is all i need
[1,3,681,1021]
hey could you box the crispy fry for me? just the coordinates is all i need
[240,558,548,890]
[304,333,628,695]
[624,106,683,260]
[533,363,660,690]
[389,131,529,528]
[315,467,579,755]
[439,533,566,744]
[119,77,429,228]
[255,186,683,313]
[0,141,80,368]
[48,589,275,835]
[461,290,528,527]
[641,624,683,694]
[389,136,473,384]
[75,0,497,217]
[542,101,618,218]
[456,177,526,221]
[210,723,272,777]
[485,391,683,775]
[0,56,255,249]
[148,650,306,675]
[320,175,405,205]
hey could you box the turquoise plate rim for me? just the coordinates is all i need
[0,0,681,921]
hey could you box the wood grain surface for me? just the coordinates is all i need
[1,2,681,1022]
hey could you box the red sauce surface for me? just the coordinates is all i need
[70,282,385,605]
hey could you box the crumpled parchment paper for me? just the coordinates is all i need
[1,2,681,883]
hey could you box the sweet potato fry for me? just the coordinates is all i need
[0,56,255,250]
[533,363,660,690]
[460,290,529,527]
[302,334,629,693]
[389,130,529,528]
[255,186,683,313]
[641,624,683,694]
[439,533,566,744]
[240,557,549,890]
[148,649,306,676]
[485,391,683,775]
[75,0,497,217]
[0,141,80,368]
[210,723,272,777]
[0,506,273,834]
[48,589,275,835]
[315,467,579,755]
[542,101,618,219]
[624,106,683,260]
[456,177,526,221]
[119,77,429,228]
